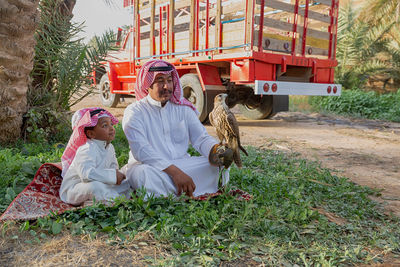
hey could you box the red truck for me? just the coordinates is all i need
[94,0,341,122]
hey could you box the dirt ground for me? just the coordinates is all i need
[73,94,400,217]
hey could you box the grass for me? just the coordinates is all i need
[290,89,400,123]
[1,125,400,266]
[289,95,314,113]
[310,89,400,122]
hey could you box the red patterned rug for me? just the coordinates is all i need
[192,188,253,201]
[0,163,77,222]
[0,163,252,222]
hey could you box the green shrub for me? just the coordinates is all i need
[289,96,314,112]
[310,89,400,122]
[113,124,130,167]
[23,107,71,143]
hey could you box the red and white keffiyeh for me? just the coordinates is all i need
[135,59,198,113]
[61,107,118,177]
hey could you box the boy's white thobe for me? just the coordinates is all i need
[122,95,229,198]
[60,139,131,205]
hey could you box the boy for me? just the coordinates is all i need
[60,107,130,205]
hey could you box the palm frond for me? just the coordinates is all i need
[359,0,400,26]
[103,0,119,8]
[335,0,400,89]
[29,0,117,110]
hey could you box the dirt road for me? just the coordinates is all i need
[73,94,400,216]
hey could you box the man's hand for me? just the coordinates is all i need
[209,144,234,168]
[163,165,196,197]
[116,170,126,185]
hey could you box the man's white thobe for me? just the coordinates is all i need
[60,139,131,205]
[122,95,229,198]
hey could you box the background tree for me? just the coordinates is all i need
[24,0,117,142]
[360,0,400,91]
[358,0,400,27]
[335,2,393,89]
[0,0,116,144]
[336,0,400,91]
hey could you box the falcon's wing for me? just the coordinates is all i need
[225,111,240,138]
[209,109,216,128]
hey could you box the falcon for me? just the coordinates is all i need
[209,93,248,168]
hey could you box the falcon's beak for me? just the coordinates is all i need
[221,93,228,104]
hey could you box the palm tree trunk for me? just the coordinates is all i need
[0,0,76,144]
[0,0,40,143]
[60,0,76,17]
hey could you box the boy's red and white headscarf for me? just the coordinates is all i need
[61,107,118,177]
[135,59,198,113]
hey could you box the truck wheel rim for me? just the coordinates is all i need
[183,87,197,105]
[244,103,259,110]
[102,81,110,100]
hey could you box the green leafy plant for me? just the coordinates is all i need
[310,89,400,122]
[113,124,131,167]
[22,107,71,143]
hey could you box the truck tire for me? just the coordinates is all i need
[180,74,208,122]
[239,95,274,120]
[99,73,120,108]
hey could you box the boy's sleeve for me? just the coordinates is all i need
[75,145,117,185]
[109,144,119,169]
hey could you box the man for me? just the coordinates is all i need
[122,59,232,198]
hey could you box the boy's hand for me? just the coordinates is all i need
[116,170,126,185]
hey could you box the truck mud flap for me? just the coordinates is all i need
[272,95,289,113]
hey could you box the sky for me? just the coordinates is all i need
[72,0,132,43]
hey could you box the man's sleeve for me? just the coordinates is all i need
[75,145,117,185]
[122,108,172,171]
[186,108,218,157]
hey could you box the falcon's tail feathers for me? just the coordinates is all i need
[233,150,243,168]
[239,145,248,156]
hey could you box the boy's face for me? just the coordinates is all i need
[148,73,173,105]
[86,117,116,143]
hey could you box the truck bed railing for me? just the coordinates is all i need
[122,0,338,63]
[253,0,339,59]
[133,43,249,60]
